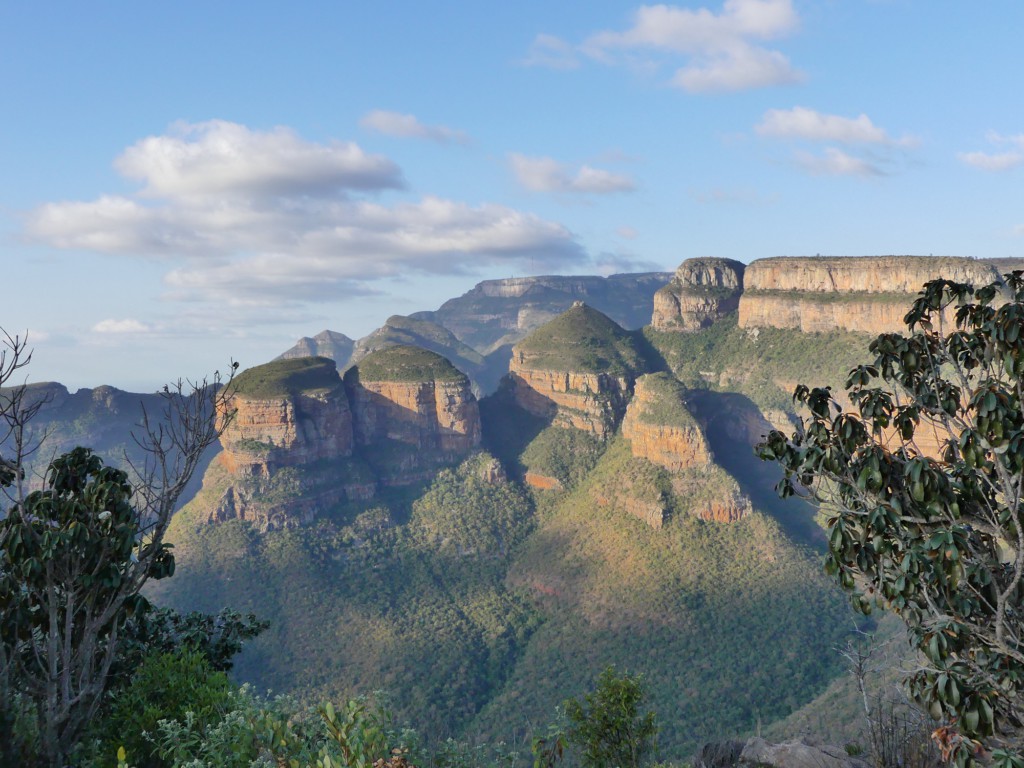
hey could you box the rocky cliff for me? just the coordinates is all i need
[204,349,482,527]
[345,345,481,483]
[508,303,646,438]
[208,357,368,530]
[652,258,745,331]
[738,256,1001,334]
[621,373,710,470]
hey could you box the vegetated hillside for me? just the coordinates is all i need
[232,356,343,398]
[155,320,857,757]
[645,316,870,415]
[512,303,649,375]
[154,452,541,739]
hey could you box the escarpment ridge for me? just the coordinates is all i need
[736,255,1006,335]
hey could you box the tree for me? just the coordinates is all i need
[0,329,238,767]
[563,666,657,768]
[757,273,1024,767]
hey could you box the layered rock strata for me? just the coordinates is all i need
[738,256,1001,335]
[507,303,644,438]
[652,258,745,331]
[509,364,632,438]
[219,388,353,476]
[621,374,711,471]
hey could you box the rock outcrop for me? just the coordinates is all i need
[219,387,354,476]
[622,374,711,470]
[507,303,645,438]
[652,258,745,331]
[738,256,1001,334]
[205,349,482,527]
[346,345,481,483]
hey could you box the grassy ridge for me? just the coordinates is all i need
[232,357,342,398]
[515,304,649,376]
[346,345,466,383]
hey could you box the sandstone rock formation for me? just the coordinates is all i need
[508,303,645,438]
[652,258,745,331]
[621,373,710,470]
[219,387,353,476]
[739,256,1001,334]
[346,345,481,483]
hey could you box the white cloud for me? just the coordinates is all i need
[26,121,591,309]
[958,151,1024,171]
[522,34,580,70]
[115,120,403,200]
[756,107,915,146]
[959,132,1024,171]
[360,110,469,145]
[509,154,636,194]
[795,148,883,177]
[617,226,639,239]
[92,318,156,335]
[575,0,803,92]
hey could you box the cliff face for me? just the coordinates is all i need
[652,258,746,331]
[349,378,481,459]
[219,389,353,476]
[621,374,710,471]
[738,256,1001,334]
[203,350,481,527]
[507,303,646,438]
[509,362,632,438]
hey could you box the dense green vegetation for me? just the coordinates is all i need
[630,373,697,428]
[232,356,342,398]
[515,305,649,376]
[645,317,870,413]
[347,345,467,383]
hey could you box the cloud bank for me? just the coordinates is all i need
[959,132,1024,171]
[26,121,588,309]
[756,107,915,177]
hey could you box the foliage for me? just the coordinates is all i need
[520,426,605,491]
[347,345,466,383]
[629,374,697,428]
[116,605,269,674]
[232,356,342,398]
[563,666,658,768]
[91,647,233,768]
[757,273,1024,765]
[0,330,235,767]
[644,317,870,414]
[514,304,649,376]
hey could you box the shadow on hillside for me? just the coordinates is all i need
[685,390,826,552]
[479,381,551,477]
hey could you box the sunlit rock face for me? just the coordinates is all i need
[621,374,710,472]
[652,258,746,331]
[738,256,1001,335]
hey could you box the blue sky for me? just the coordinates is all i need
[3,1,1023,391]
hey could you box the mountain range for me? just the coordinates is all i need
[11,254,1019,756]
